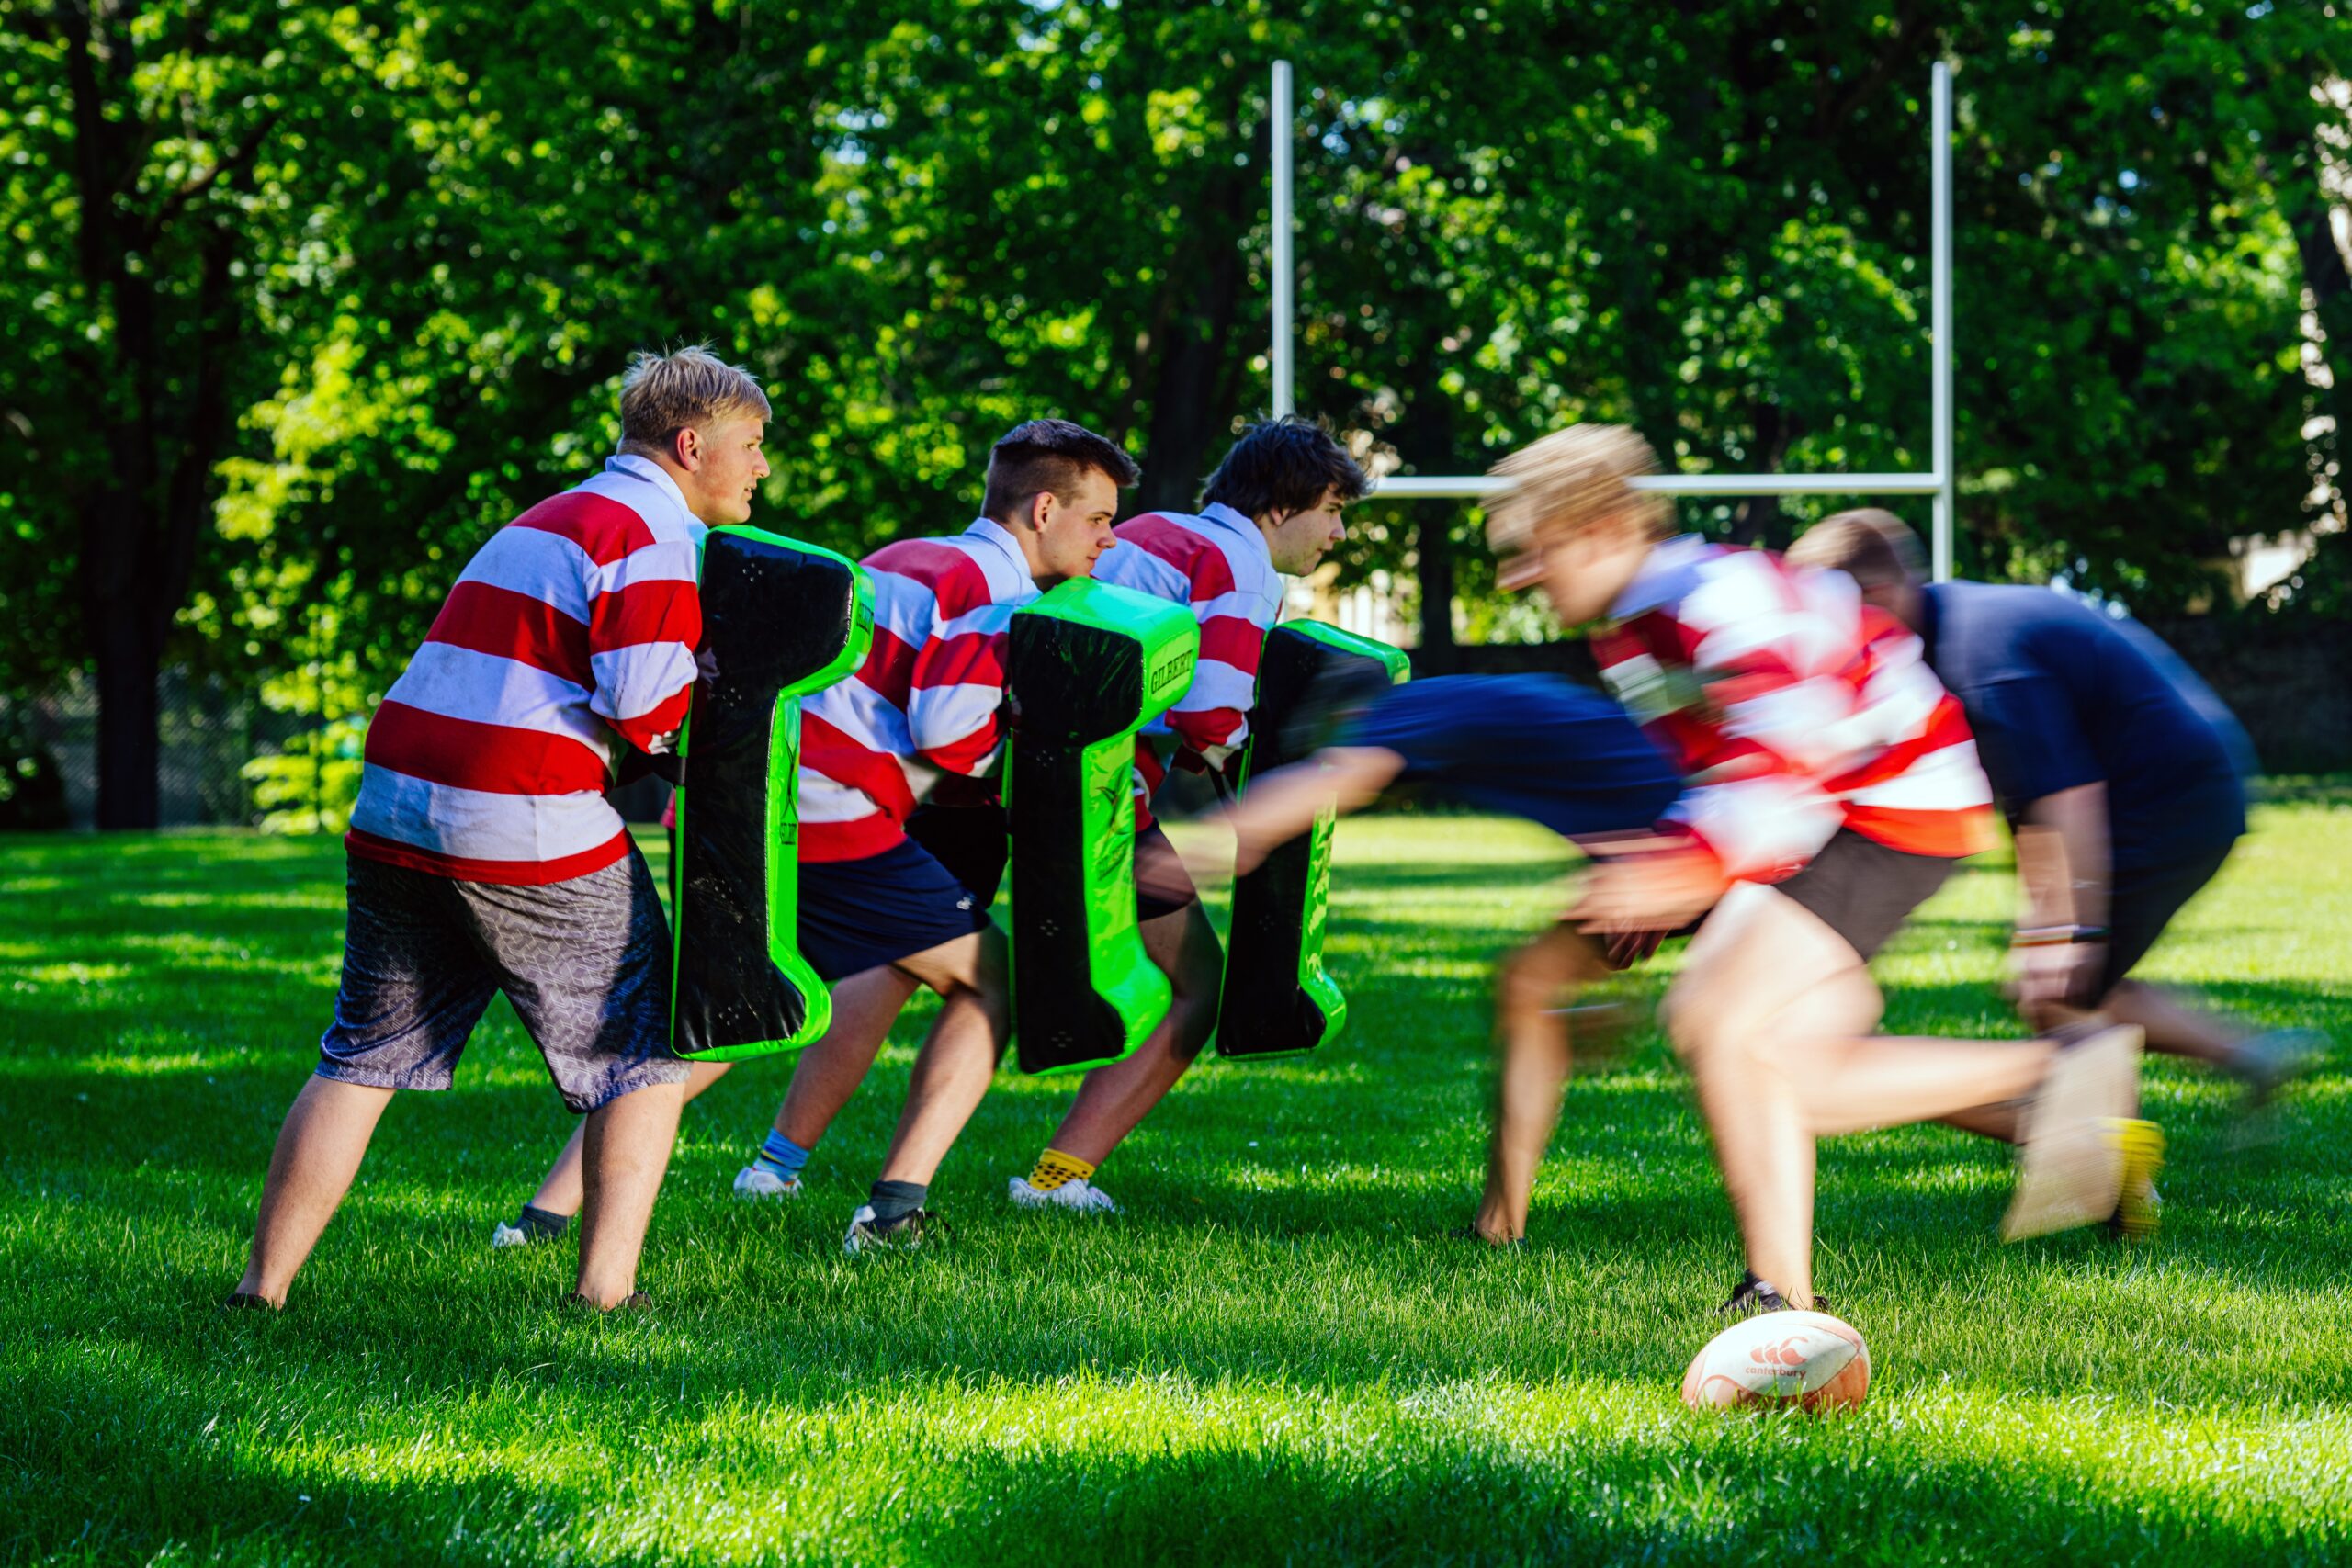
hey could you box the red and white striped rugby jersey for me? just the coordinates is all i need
[1592,536,1996,883]
[347,455,704,885]
[798,518,1038,863]
[1091,502,1284,817]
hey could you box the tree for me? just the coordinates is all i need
[1,3,411,826]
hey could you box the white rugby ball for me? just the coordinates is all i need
[1680,1310,1871,1413]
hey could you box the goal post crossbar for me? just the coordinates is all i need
[1268,62,1958,576]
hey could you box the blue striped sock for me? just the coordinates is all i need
[752,1131,811,1183]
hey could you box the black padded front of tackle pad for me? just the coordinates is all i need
[1216,627,1398,1057]
[1005,612,1148,1074]
[673,532,865,1056]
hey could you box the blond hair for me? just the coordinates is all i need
[617,344,772,454]
[1786,509,1925,592]
[1484,424,1672,575]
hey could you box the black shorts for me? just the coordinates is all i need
[1771,829,1955,961]
[904,804,1200,924]
[2099,837,2235,995]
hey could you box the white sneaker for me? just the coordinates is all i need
[1007,1175,1119,1214]
[490,1220,531,1249]
[733,1166,803,1201]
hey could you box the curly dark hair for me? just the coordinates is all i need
[1200,414,1370,519]
[980,419,1141,522]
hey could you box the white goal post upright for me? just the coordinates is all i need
[1268,60,1958,581]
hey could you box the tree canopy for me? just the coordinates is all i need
[2,1,2346,824]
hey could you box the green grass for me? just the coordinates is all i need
[5,806,2350,1566]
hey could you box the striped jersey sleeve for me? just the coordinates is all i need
[346,459,703,886]
[1594,542,1996,882]
[797,525,1035,862]
[1095,511,1282,767]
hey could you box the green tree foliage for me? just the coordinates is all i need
[2,2,2345,824]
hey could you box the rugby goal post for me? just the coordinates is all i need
[1266,59,1959,581]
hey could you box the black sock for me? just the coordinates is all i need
[516,1203,571,1240]
[867,1179,927,1225]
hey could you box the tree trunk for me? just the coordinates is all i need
[1729,402,1802,548]
[2281,173,2352,525]
[1133,149,1253,513]
[92,596,162,829]
[1414,512,1458,673]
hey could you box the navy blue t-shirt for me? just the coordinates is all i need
[1919,582,2247,869]
[1339,673,1681,842]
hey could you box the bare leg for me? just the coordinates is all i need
[775,965,925,1147]
[573,1078,684,1308]
[2099,979,2246,1070]
[1669,884,2057,1306]
[528,1058,736,1218]
[1037,902,1223,1168]
[1474,925,1610,1244]
[873,926,1012,1185]
[234,1076,397,1306]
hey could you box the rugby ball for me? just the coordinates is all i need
[1680,1310,1871,1413]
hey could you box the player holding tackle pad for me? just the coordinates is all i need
[500,419,1138,1253]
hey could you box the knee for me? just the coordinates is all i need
[1661,984,1718,1066]
[1170,976,1221,1060]
[1496,954,1555,1021]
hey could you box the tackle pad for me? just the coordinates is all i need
[1216,621,1408,1058]
[1005,578,1200,1075]
[669,526,874,1062]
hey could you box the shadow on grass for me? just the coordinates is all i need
[5,1348,2341,1568]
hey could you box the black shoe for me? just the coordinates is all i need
[1718,1271,1827,1316]
[220,1290,277,1312]
[844,1205,933,1254]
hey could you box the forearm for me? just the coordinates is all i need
[1226,747,1405,872]
[2015,782,2110,931]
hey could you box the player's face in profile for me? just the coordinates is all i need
[1036,468,1122,583]
[1535,513,1651,626]
[1264,484,1350,575]
[684,414,770,525]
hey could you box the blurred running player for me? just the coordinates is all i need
[1218,671,1682,1244]
[1787,511,2324,1110]
[1486,425,2161,1314]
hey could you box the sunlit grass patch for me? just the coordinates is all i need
[2,807,2347,1564]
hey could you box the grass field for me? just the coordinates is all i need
[6,805,2351,1565]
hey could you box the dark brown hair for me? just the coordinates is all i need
[1201,414,1370,518]
[981,419,1140,522]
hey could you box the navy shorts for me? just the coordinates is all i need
[901,803,1200,925]
[798,836,995,982]
[2098,837,2236,995]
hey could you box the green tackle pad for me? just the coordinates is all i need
[1005,578,1200,1075]
[669,526,875,1063]
[1216,621,1408,1058]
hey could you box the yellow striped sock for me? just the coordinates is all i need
[1027,1148,1096,1192]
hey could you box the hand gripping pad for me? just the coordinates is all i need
[670,526,875,1062]
[1006,579,1200,1075]
[1216,621,1408,1058]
